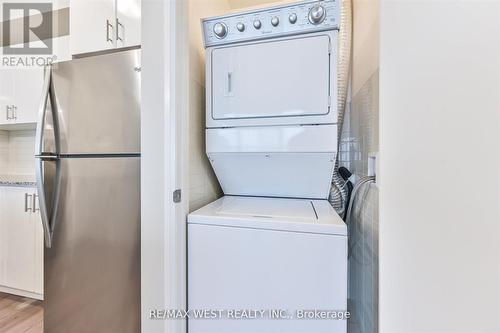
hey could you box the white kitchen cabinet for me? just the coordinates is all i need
[0,36,68,128]
[12,67,44,124]
[0,68,15,125]
[116,0,141,49]
[71,0,141,56]
[0,64,43,126]
[0,186,44,299]
[70,0,116,55]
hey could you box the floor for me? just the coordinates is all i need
[0,293,43,333]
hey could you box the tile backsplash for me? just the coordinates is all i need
[0,131,8,174]
[341,70,379,178]
[0,129,36,176]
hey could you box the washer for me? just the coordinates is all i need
[188,196,347,333]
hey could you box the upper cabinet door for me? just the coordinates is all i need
[116,0,141,49]
[0,67,15,125]
[13,67,44,124]
[70,0,116,55]
[32,198,44,296]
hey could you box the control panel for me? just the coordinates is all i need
[202,0,340,47]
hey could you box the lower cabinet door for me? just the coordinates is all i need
[0,187,43,296]
[32,207,44,295]
[0,188,4,285]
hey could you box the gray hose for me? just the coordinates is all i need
[328,0,353,217]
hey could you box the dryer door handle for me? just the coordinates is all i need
[226,71,234,96]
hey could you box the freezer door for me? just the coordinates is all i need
[44,157,140,333]
[36,66,59,156]
[51,49,141,154]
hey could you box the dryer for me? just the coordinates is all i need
[206,31,338,127]
[203,0,340,199]
[188,1,347,332]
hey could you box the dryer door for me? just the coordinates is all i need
[208,33,336,128]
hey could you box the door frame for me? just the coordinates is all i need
[141,0,189,332]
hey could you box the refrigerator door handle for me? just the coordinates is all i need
[35,65,52,156]
[36,156,62,248]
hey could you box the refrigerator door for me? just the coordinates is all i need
[51,49,141,155]
[44,157,140,333]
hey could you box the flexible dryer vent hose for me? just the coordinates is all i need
[329,0,352,217]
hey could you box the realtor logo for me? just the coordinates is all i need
[2,3,53,55]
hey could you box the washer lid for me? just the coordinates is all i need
[188,196,347,236]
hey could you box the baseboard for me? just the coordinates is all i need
[0,285,43,301]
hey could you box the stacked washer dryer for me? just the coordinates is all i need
[188,1,347,332]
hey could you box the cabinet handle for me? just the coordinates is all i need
[116,18,124,42]
[106,19,114,43]
[33,193,39,212]
[6,105,13,120]
[25,193,33,213]
[12,105,17,119]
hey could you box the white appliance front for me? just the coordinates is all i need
[206,31,338,128]
[206,124,337,199]
[188,196,348,333]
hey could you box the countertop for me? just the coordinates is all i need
[0,175,37,187]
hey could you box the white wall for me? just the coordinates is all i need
[141,1,188,332]
[344,0,379,177]
[352,0,379,96]
[226,0,295,10]
[187,0,230,212]
[379,1,500,331]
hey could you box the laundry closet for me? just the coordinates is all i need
[186,0,379,332]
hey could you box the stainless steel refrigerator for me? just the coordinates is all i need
[35,49,141,333]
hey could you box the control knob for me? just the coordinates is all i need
[271,16,279,26]
[308,5,326,24]
[253,19,262,29]
[213,22,228,38]
[236,22,245,32]
[289,13,297,24]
